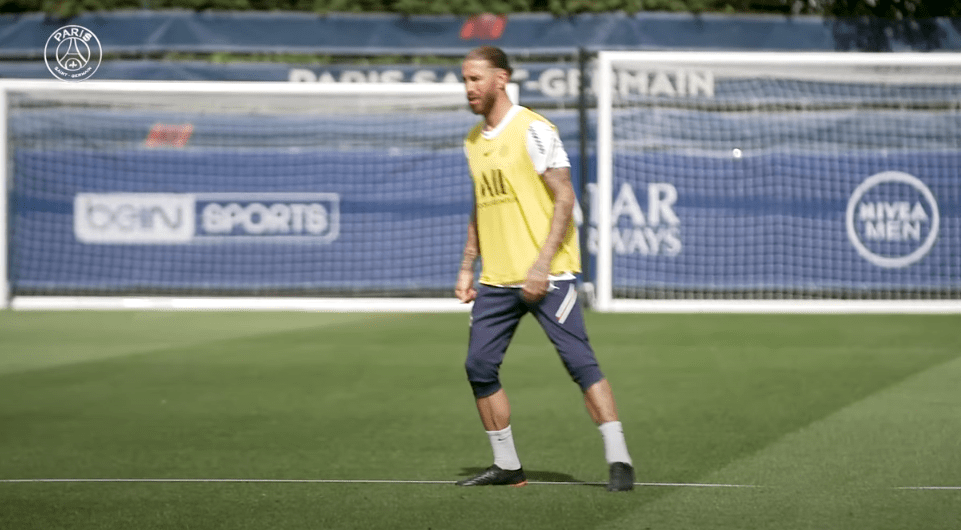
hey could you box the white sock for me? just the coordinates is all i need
[486,425,522,471]
[598,421,633,466]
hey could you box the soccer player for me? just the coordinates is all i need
[454,46,635,492]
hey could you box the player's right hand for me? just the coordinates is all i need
[455,269,477,303]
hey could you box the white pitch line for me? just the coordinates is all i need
[0,478,762,488]
[0,478,449,485]
[3,479,955,490]
[637,482,761,488]
[895,486,961,490]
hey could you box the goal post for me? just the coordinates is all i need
[1,80,516,312]
[0,87,8,309]
[595,51,961,313]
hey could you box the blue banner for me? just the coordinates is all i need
[11,148,473,294]
[594,153,960,294]
[16,144,957,295]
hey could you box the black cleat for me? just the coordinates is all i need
[456,465,527,487]
[607,462,635,492]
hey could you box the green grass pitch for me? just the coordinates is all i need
[1,309,959,529]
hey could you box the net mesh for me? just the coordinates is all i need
[6,84,478,297]
[598,56,961,300]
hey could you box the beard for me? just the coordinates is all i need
[468,90,496,116]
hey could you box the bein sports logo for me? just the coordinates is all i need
[74,193,340,245]
[845,171,940,268]
[196,193,339,243]
[74,194,194,243]
[45,25,101,81]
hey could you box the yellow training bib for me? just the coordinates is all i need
[464,107,580,285]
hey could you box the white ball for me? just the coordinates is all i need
[732,148,742,158]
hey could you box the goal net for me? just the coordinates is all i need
[1,80,487,311]
[594,52,961,312]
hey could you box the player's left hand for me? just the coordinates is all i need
[522,263,549,304]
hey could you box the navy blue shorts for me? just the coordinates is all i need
[465,279,604,398]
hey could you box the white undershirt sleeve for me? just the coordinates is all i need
[526,120,571,175]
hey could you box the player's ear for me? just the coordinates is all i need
[497,68,510,89]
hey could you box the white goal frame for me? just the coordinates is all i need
[595,51,961,314]
[0,79,518,312]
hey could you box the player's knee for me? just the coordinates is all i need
[465,355,499,385]
[571,364,605,393]
[465,355,503,398]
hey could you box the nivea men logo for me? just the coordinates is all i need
[196,193,339,243]
[74,193,194,243]
[846,171,939,268]
[74,193,339,244]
